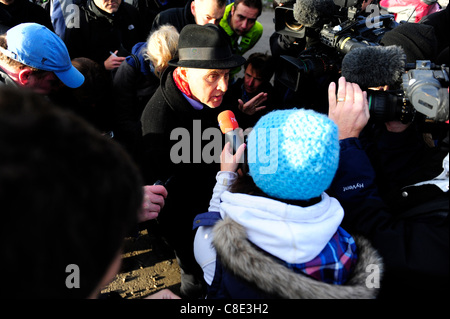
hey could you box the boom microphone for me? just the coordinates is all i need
[293,0,338,28]
[341,45,406,89]
[218,110,244,154]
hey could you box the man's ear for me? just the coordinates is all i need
[191,0,196,17]
[17,68,33,86]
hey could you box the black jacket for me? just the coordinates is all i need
[140,66,222,188]
[64,0,145,66]
[140,66,224,281]
[112,42,160,164]
[329,137,449,300]
[150,0,194,33]
[0,0,53,34]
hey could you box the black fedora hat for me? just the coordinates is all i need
[168,24,246,69]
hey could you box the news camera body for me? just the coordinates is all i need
[369,60,449,123]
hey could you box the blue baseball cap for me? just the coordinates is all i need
[3,23,84,88]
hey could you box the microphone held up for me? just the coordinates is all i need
[218,110,245,155]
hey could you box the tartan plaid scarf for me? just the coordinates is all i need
[284,227,358,285]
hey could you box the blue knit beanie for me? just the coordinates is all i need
[247,108,340,201]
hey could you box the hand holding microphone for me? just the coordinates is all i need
[218,110,247,174]
[218,110,245,154]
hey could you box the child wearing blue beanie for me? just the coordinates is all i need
[194,108,382,299]
[247,108,340,200]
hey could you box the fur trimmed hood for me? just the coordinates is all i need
[212,217,384,299]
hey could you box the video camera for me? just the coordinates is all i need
[368,61,449,123]
[274,2,306,38]
[274,0,397,92]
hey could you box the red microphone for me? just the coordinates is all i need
[218,110,239,133]
[218,110,244,154]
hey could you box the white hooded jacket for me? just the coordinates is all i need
[194,171,345,285]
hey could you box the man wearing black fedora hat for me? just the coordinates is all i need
[140,23,246,298]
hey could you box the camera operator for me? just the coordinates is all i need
[270,0,340,111]
[352,18,447,188]
[328,43,448,298]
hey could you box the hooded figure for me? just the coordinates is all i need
[194,108,384,299]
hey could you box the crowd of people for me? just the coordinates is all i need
[0,0,448,300]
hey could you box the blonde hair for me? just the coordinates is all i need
[145,25,179,78]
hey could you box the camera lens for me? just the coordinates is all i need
[284,10,304,32]
[368,91,403,122]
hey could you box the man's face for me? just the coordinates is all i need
[94,0,122,14]
[243,63,263,94]
[191,0,225,26]
[230,3,259,36]
[183,67,229,108]
[22,71,61,95]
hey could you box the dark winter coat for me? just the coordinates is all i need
[64,0,145,66]
[140,66,225,278]
[0,0,53,34]
[204,217,383,299]
[112,41,160,164]
[150,0,194,33]
[330,137,449,299]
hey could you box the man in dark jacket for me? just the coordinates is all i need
[150,0,226,32]
[328,70,448,299]
[0,0,53,34]
[64,0,145,72]
[140,23,245,298]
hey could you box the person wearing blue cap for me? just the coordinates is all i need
[193,108,384,299]
[0,22,84,94]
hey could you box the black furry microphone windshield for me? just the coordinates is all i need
[341,45,406,89]
[293,0,338,27]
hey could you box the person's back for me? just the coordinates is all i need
[194,108,383,299]
[0,0,53,34]
[134,0,186,37]
[150,0,226,32]
[49,57,116,135]
[329,45,449,299]
[113,24,179,165]
[380,0,441,23]
[150,0,194,32]
[0,86,143,298]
